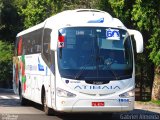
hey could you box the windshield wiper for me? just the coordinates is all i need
[75,36,96,79]
[105,66,119,80]
[102,59,119,80]
[109,68,119,80]
[74,55,96,79]
[74,64,87,79]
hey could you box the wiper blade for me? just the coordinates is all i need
[103,58,119,80]
[75,36,96,79]
[75,55,101,79]
[74,55,95,79]
[109,68,119,80]
[74,66,85,79]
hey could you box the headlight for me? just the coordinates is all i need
[119,89,135,98]
[57,88,76,97]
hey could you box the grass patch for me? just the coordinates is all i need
[151,100,160,106]
[136,100,160,106]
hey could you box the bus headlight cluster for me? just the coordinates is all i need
[119,89,135,98]
[57,88,76,98]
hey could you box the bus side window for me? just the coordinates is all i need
[22,34,30,55]
[42,28,52,63]
[34,29,42,53]
[22,36,27,55]
[17,36,23,56]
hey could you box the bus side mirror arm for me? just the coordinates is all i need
[50,30,58,51]
[128,29,143,53]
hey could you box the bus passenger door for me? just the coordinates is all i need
[42,27,56,109]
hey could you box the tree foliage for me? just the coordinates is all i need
[53,0,97,12]
[0,40,13,84]
[131,0,160,66]
[0,41,13,62]
[14,0,55,28]
[0,0,22,42]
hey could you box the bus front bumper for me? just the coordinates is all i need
[55,98,134,113]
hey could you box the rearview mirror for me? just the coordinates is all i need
[128,29,143,53]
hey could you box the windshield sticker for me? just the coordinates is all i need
[58,35,65,48]
[122,34,126,38]
[106,29,120,40]
[96,29,101,32]
[58,42,64,48]
[76,31,84,35]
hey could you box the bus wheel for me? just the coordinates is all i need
[42,92,53,115]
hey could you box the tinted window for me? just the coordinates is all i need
[17,28,43,55]
[58,27,133,81]
[42,28,52,63]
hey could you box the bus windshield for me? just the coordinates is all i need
[57,27,133,81]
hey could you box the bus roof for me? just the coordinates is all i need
[17,9,127,37]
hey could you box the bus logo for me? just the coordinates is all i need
[65,80,69,84]
[74,85,120,90]
[88,18,104,23]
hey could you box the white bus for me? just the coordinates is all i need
[13,9,143,115]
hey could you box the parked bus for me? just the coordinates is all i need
[13,9,143,115]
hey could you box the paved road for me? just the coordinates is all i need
[0,88,160,120]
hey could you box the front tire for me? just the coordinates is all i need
[42,91,54,115]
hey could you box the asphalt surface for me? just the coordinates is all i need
[0,88,160,120]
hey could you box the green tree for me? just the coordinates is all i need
[131,0,160,66]
[15,0,55,28]
[0,0,3,29]
[0,40,13,88]
[0,0,22,42]
[0,0,21,88]
[131,0,160,100]
[53,0,98,12]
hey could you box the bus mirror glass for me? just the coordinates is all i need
[128,29,143,53]
[50,30,58,51]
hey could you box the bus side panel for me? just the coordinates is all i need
[24,54,46,104]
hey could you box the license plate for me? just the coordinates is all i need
[92,102,104,106]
